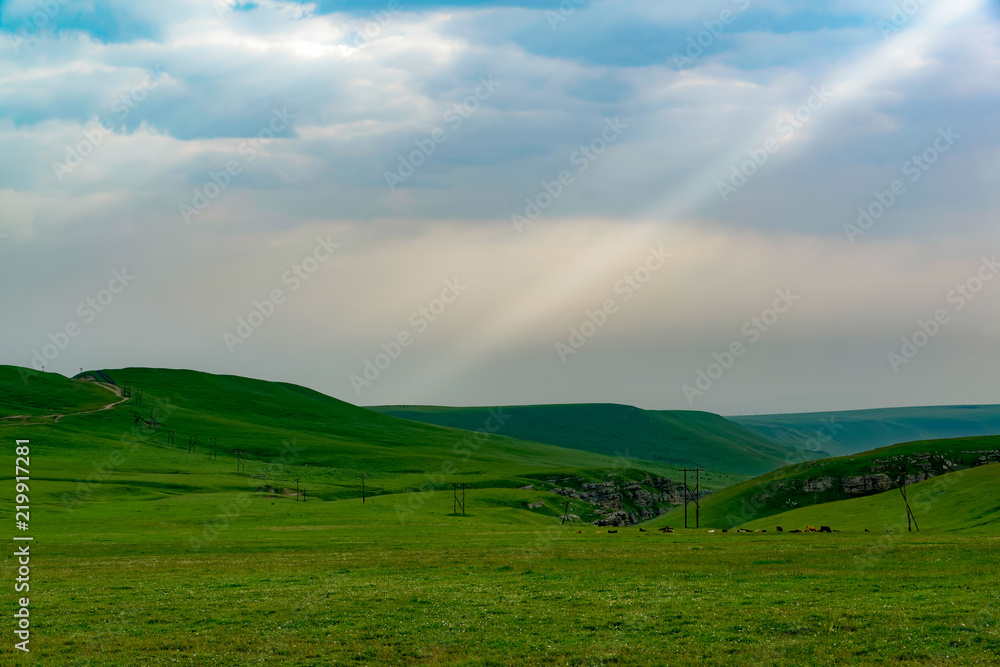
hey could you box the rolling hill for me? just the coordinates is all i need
[645,434,1000,530]
[732,405,1000,457]
[0,366,745,532]
[0,365,123,419]
[370,403,804,476]
[739,463,1000,534]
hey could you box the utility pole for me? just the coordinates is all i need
[233,449,246,475]
[680,468,702,529]
[898,469,920,532]
[361,473,366,504]
[295,478,301,502]
[453,483,467,516]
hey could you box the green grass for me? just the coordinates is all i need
[1,366,998,665]
[740,463,1000,534]
[0,366,120,419]
[732,404,1000,456]
[3,522,999,665]
[372,403,799,476]
[647,434,1000,530]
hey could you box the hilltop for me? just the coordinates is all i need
[732,404,1000,457]
[371,403,803,476]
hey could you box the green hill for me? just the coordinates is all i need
[371,403,802,476]
[645,434,1000,530]
[0,366,742,531]
[732,405,1000,457]
[0,365,121,419]
[739,463,1000,534]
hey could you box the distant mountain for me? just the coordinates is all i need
[731,405,1000,457]
[370,403,805,476]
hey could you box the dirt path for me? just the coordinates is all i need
[1,381,130,426]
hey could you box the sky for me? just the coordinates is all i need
[1,0,999,415]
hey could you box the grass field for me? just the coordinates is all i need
[5,521,1000,665]
[2,366,998,665]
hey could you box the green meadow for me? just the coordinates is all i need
[1,367,998,665]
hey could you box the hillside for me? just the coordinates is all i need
[0,365,122,419]
[739,463,1000,533]
[0,366,743,531]
[732,405,1000,457]
[371,403,802,476]
[645,434,1000,530]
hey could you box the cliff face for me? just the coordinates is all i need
[549,474,711,526]
[740,448,1000,523]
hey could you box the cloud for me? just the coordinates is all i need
[0,0,998,412]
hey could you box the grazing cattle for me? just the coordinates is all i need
[608,530,618,534]
[776,526,783,532]
[806,526,817,532]
[639,528,647,532]
[755,529,766,533]
[789,529,803,533]
[820,526,832,533]
[722,529,728,533]
[737,528,751,533]
[864,529,870,532]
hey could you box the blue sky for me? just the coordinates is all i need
[1,0,998,414]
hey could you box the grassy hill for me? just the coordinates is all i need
[371,403,802,476]
[740,463,1000,533]
[0,365,122,419]
[0,366,745,530]
[2,367,999,665]
[645,434,1000,530]
[732,405,1000,457]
